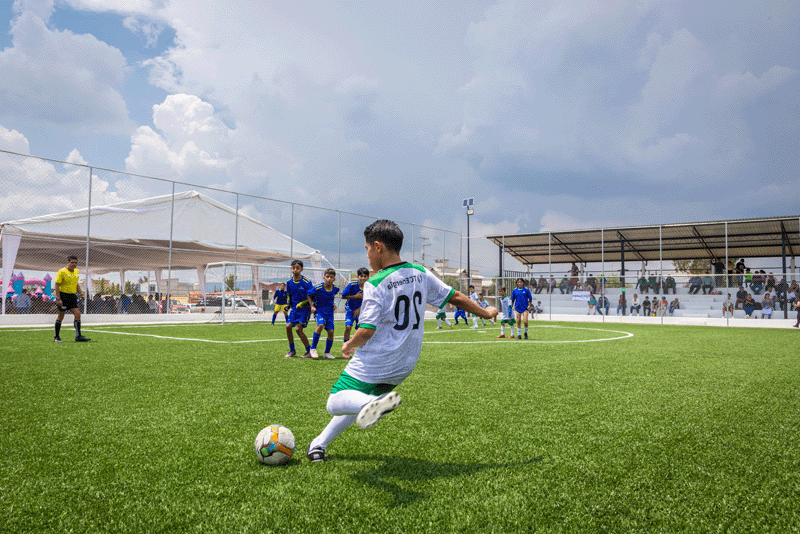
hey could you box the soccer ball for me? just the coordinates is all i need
[254,425,295,465]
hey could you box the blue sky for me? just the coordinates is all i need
[1,0,798,276]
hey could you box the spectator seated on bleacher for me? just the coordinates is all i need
[617,295,625,315]
[702,275,714,295]
[534,276,547,294]
[642,296,652,316]
[647,275,657,293]
[652,297,660,316]
[559,276,569,294]
[761,294,774,319]
[586,274,597,293]
[750,272,763,294]
[596,294,609,315]
[630,294,641,315]
[637,276,649,294]
[766,273,777,293]
[742,294,756,318]
[665,276,676,294]
[669,298,680,315]
[658,296,668,316]
[735,286,747,309]
[688,275,702,294]
[722,294,734,317]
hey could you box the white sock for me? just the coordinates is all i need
[473,317,478,327]
[524,327,528,334]
[437,318,442,327]
[516,327,521,337]
[309,414,357,450]
[326,389,376,415]
[445,319,452,326]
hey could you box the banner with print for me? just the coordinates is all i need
[572,291,591,302]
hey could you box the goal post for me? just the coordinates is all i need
[203,262,352,324]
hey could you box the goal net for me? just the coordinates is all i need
[202,262,352,323]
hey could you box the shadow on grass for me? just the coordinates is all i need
[337,454,543,507]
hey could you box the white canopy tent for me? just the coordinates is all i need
[1,191,323,314]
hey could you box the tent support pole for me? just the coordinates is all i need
[84,167,93,315]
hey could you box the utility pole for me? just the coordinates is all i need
[418,237,431,267]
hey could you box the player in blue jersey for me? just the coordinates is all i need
[271,283,289,325]
[340,267,369,350]
[284,260,315,358]
[511,278,533,340]
[307,268,340,359]
[453,305,468,325]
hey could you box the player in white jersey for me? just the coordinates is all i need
[469,285,486,328]
[496,286,516,338]
[307,220,498,462]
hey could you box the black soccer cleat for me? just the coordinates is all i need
[524,332,528,340]
[307,446,326,462]
[54,337,63,343]
[75,335,91,342]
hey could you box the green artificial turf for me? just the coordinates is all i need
[1,321,798,533]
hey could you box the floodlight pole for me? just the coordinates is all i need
[463,198,474,289]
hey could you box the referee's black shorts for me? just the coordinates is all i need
[58,293,79,311]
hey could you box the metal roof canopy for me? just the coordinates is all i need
[487,216,800,267]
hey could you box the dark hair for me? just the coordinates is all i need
[67,255,78,262]
[468,285,474,290]
[290,259,304,268]
[357,267,370,277]
[324,268,336,277]
[364,219,403,252]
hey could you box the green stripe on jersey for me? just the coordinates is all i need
[366,261,425,287]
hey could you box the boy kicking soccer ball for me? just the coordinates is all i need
[306,220,498,462]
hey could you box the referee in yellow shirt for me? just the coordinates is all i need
[54,255,91,342]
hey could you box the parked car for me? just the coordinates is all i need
[190,296,262,314]
[170,299,189,313]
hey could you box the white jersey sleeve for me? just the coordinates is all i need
[344,262,454,385]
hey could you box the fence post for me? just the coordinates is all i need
[84,167,93,315]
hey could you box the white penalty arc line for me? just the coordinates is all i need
[423,325,634,344]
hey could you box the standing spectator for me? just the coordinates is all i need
[711,258,725,287]
[744,268,752,288]
[722,294,734,318]
[630,294,641,315]
[569,262,579,291]
[148,294,158,313]
[735,259,747,287]
[642,296,652,316]
[793,299,800,328]
[761,294,774,319]
[13,288,32,314]
[120,293,131,314]
[702,274,714,295]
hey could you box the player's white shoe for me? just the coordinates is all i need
[470,325,478,329]
[309,348,319,359]
[356,392,402,429]
[323,352,335,359]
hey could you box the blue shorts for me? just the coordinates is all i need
[288,306,311,327]
[514,306,529,314]
[345,307,359,327]
[315,312,334,331]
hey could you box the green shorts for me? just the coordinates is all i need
[330,371,396,396]
[501,318,515,325]
[436,312,446,319]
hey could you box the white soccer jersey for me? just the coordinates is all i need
[344,261,455,385]
[499,296,512,320]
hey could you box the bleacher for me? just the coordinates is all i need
[491,284,793,324]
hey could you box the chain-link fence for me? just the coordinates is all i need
[0,149,461,320]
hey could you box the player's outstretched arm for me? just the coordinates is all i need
[342,327,376,358]
[449,292,498,320]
